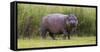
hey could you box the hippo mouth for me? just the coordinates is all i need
[70,24,76,27]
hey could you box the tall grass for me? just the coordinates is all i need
[17,4,96,38]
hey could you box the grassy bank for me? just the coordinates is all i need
[18,36,96,48]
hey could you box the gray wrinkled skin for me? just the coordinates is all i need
[40,13,78,40]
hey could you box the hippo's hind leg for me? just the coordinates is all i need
[40,27,47,39]
[49,32,56,40]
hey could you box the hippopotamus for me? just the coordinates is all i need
[40,13,78,40]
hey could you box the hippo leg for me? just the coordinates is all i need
[63,30,70,40]
[68,33,70,40]
[41,31,47,39]
[40,27,47,39]
[49,32,56,40]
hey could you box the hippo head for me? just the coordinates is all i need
[65,14,78,27]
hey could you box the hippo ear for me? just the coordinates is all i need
[69,14,76,17]
[68,14,76,17]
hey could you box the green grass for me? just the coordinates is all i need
[18,36,96,49]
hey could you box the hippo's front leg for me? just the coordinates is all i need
[63,30,70,40]
[68,33,70,40]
